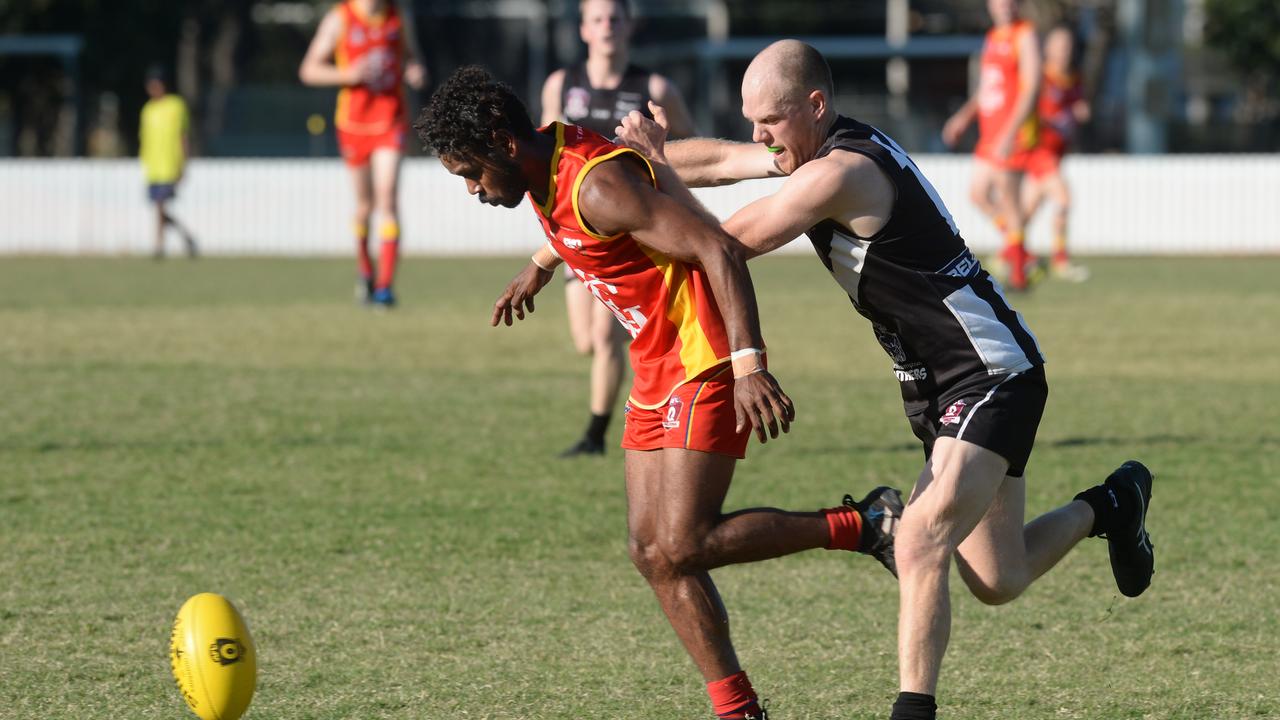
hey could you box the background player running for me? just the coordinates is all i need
[942,0,1041,291]
[417,65,902,720]
[540,0,697,457]
[1020,25,1091,282]
[300,0,426,307]
[617,39,1155,720]
[139,65,198,260]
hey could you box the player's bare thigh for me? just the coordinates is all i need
[590,296,628,350]
[1041,169,1070,210]
[564,278,595,355]
[902,437,1009,560]
[1020,171,1047,216]
[369,147,402,214]
[953,472,1030,603]
[969,157,1001,213]
[347,163,374,217]
[625,448,736,570]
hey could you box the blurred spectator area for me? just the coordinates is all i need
[0,0,1275,157]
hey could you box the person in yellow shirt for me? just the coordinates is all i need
[140,66,198,259]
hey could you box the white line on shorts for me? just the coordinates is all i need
[956,372,1021,441]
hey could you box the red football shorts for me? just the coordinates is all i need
[621,364,750,459]
[975,135,1028,172]
[1019,146,1064,180]
[337,125,406,167]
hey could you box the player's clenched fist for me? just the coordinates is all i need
[616,101,670,162]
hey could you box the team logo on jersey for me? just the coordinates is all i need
[662,396,683,430]
[565,87,591,120]
[873,323,908,364]
[940,400,967,426]
[561,235,584,251]
[349,27,365,45]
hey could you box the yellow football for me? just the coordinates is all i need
[169,593,257,720]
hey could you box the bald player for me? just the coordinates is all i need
[618,40,1155,720]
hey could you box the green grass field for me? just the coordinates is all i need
[2,256,1277,720]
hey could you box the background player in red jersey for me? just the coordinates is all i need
[417,65,902,720]
[942,0,1041,290]
[540,0,698,457]
[1020,25,1091,282]
[300,0,426,307]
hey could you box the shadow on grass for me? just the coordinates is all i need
[787,433,1210,458]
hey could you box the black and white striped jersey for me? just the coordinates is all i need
[804,115,1044,412]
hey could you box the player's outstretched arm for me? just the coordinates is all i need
[616,107,721,230]
[491,246,560,327]
[616,103,780,188]
[577,157,794,442]
[723,153,884,259]
[299,9,358,87]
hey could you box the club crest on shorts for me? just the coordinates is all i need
[940,400,966,426]
[662,396,683,430]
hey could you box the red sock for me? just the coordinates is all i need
[707,671,761,720]
[354,222,373,280]
[375,220,399,291]
[1005,230,1027,288]
[822,504,863,552]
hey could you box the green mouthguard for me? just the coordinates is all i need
[765,146,783,153]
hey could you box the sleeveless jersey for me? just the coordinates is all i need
[559,63,654,138]
[532,122,733,408]
[804,116,1044,413]
[1035,68,1083,155]
[977,19,1038,152]
[334,1,405,135]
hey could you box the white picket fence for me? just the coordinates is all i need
[1,155,1277,255]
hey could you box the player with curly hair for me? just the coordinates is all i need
[417,65,904,720]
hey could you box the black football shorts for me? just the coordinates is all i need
[906,365,1048,477]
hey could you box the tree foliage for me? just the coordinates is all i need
[1205,0,1280,83]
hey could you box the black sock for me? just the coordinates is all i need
[1074,483,1123,537]
[890,691,936,720]
[584,412,611,446]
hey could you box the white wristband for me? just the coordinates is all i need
[531,242,560,272]
[730,348,766,379]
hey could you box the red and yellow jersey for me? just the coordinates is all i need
[977,19,1038,152]
[532,123,733,409]
[334,0,405,135]
[1035,68,1083,155]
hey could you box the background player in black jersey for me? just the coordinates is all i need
[539,0,697,457]
[617,40,1155,720]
